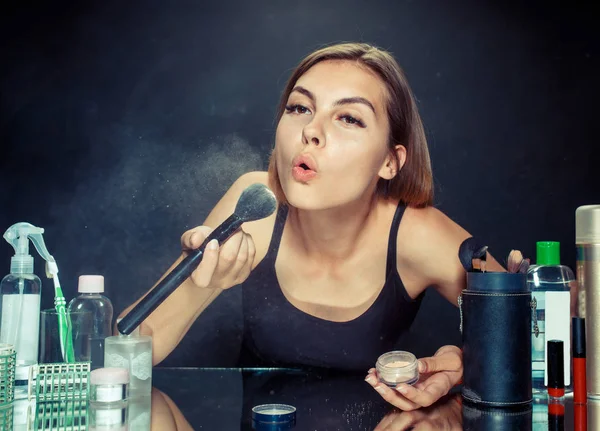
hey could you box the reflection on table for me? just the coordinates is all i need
[153,369,599,431]
[153,368,459,430]
[5,368,600,430]
[6,388,184,431]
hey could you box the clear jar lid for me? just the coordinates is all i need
[376,350,419,386]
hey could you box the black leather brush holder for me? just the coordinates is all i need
[460,272,535,407]
[462,402,532,431]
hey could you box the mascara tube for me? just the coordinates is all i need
[548,340,565,399]
[573,317,587,404]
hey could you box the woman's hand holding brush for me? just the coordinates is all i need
[180,225,256,290]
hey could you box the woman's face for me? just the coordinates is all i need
[275,60,392,211]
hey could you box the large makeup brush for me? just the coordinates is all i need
[118,183,277,335]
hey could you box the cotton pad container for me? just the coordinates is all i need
[90,367,129,403]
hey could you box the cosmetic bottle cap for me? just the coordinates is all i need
[79,275,105,293]
[573,317,586,358]
[536,242,560,265]
[576,205,600,244]
[548,340,564,390]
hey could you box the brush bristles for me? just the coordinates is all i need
[507,249,530,273]
[507,250,522,273]
[234,183,277,222]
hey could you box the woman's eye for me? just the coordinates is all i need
[285,104,311,115]
[339,115,365,128]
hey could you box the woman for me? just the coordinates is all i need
[120,42,504,411]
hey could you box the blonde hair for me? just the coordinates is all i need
[267,42,434,208]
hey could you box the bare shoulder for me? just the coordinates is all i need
[399,206,470,251]
[396,206,471,304]
[397,206,504,304]
[403,206,468,239]
[398,206,470,271]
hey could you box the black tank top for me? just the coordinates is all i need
[240,202,423,371]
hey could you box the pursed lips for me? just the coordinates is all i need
[291,153,318,182]
[292,153,318,172]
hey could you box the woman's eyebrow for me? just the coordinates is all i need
[333,97,376,115]
[291,86,377,116]
[290,86,315,102]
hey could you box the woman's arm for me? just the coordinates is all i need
[401,206,505,305]
[366,206,506,410]
[116,171,268,365]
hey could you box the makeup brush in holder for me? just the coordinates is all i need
[458,239,534,408]
[507,250,530,274]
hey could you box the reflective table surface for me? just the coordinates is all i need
[4,367,599,430]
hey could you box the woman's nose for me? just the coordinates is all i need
[302,119,325,147]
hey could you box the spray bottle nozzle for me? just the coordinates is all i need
[4,222,55,275]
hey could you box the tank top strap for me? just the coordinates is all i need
[386,202,407,275]
[266,204,289,258]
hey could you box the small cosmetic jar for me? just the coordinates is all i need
[376,351,419,386]
[89,404,128,430]
[252,403,296,430]
[90,368,129,404]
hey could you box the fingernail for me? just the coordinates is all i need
[397,385,408,395]
[207,239,219,250]
[365,376,375,384]
[418,360,426,373]
[374,385,386,394]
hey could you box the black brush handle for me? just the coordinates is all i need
[458,237,487,272]
[118,214,242,335]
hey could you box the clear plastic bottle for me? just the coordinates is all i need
[529,241,574,393]
[0,223,48,400]
[68,275,114,370]
[104,322,152,399]
[0,273,41,399]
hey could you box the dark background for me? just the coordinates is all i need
[1,0,597,367]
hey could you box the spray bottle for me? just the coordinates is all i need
[0,222,56,399]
